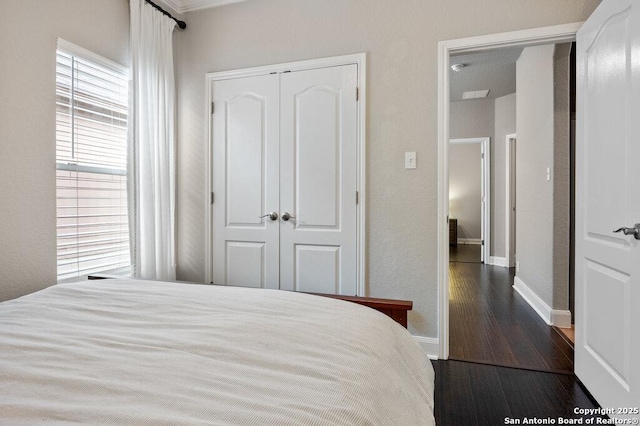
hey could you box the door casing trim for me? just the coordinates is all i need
[504,133,517,268]
[437,23,582,360]
[204,53,367,296]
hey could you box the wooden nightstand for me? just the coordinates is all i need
[449,218,458,247]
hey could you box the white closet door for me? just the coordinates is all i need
[279,65,358,295]
[211,74,280,289]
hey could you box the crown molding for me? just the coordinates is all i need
[162,0,249,13]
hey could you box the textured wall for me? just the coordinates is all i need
[514,44,571,311]
[0,0,130,302]
[515,45,556,306]
[449,143,482,240]
[494,93,517,258]
[175,0,600,337]
[450,99,495,141]
[553,43,571,311]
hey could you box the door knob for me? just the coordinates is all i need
[282,212,296,221]
[259,212,279,221]
[613,223,640,240]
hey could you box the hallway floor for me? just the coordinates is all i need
[449,244,482,263]
[449,262,574,373]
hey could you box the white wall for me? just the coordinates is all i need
[176,0,599,337]
[450,99,495,141]
[515,44,570,311]
[0,0,130,302]
[449,143,482,241]
[494,93,517,258]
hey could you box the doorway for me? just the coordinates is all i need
[438,24,578,371]
[448,137,490,265]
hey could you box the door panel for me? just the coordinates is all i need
[585,260,629,381]
[576,0,640,411]
[584,7,630,241]
[226,242,266,288]
[226,95,267,227]
[280,65,358,295]
[294,245,340,293]
[295,87,340,229]
[212,75,280,289]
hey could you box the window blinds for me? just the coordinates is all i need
[55,47,130,282]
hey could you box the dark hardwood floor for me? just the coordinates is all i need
[442,256,599,424]
[433,360,605,426]
[449,244,482,263]
[449,260,574,373]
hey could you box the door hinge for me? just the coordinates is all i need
[356,87,359,102]
[356,191,359,204]
[481,240,485,246]
[211,102,215,114]
[481,153,484,159]
[211,192,215,204]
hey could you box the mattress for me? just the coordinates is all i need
[0,279,435,425]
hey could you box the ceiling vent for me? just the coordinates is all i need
[462,90,490,100]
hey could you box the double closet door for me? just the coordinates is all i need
[211,64,358,295]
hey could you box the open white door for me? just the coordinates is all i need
[576,0,640,412]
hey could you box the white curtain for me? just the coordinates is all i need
[128,0,176,281]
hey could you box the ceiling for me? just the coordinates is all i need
[162,0,248,14]
[450,47,523,102]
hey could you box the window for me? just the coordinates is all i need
[55,40,130,282]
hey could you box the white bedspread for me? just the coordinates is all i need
[0,279,434,425]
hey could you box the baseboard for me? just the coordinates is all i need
[552,310,572,328]
[513,276,572,327]
[457,238,481,245]
[413,335,439,360]
[488,256,508,267]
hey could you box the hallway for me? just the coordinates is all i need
[449,261,574,373]
[449,244,482,263]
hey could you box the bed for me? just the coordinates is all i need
[0,279,435,425]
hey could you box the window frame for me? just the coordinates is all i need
[55,38,131,283]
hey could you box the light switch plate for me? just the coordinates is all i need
[405,152,417,169]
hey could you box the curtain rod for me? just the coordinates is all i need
[144,0,187,29]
